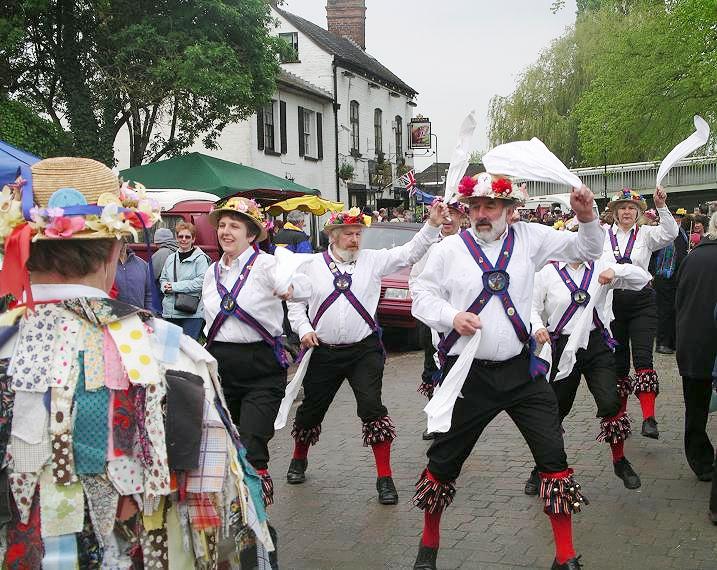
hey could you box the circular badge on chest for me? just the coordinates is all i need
[334,274,352,291]
[220,293,237,314]
[483,270,510,293]
[571,288,590,306]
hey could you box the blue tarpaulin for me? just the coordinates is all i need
[0,140,40,186]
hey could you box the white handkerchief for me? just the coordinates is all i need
[273,247,313,296]
[275,348,314,430]
[444,111,478,204]
[656,116,710,186]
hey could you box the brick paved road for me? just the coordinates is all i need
[267,350,716,570]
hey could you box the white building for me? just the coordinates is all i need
[114,0,418,211]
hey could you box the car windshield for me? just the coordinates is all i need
[360,226,419,250]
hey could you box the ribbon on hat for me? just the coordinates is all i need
[0,222,33,307]
[656,115,710,187]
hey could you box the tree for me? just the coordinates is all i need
[0,97,71,157]
[4,0,287,166]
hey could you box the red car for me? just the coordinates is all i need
[360,223,422,342]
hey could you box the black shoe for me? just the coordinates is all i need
[376,476,398,505]
[613,457,641,489]
[641,417,659,439]
[551,555,583,570]
[422,429,435,441]
[413,544,438,570]
[709,511,717,525]
[268,524,278,570]
[697,471,713,482]
[286,458,307,484]
[524,467,540,496]
[656,345,675,355]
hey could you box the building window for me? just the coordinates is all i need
[278,32,299,62]
[350,100,360,154]
[303,109,314,157]
[395,115,403,164]
[263,102,275,151]
[374,109,383,155]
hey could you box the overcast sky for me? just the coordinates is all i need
[280,0,577,170]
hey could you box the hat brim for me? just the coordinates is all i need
[457,195,521,204]
[607,198,647,213]
[209,208,268,242]
[323,222,367,233]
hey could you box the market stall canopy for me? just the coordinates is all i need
[0,140,40,186]
[120,152,319,201]
[266,195,344,216]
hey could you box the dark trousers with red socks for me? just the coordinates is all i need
[209,341,285,471]
[425,352,568,482]
[611,287,658,376]
[292,334,392,443]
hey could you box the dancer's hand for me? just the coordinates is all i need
[301,332,320,348]
[274,285,294,300]
[654,186,667,208]
[570,185,596,223]
[598,268,616,285]
[453,312,482,336]
[534,328,550,345]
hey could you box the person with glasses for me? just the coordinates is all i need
[159,221,210,339]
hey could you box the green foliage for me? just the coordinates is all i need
[338,162,355,181]
[468,150,483,164]
[5,0,284,166]
[488,0,716,167]
[0,98,71,157]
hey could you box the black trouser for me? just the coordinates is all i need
[681,377,715,478]
[654,276,677,350]
[611,288,657,377]
[294,334,387,429]
[417,321,438,386]
[209,341,286,471]
[550,330,621,421]
[426,352,568,482]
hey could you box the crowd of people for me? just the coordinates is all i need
[0,153,715,570]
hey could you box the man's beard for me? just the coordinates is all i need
[472,212,508,242]
[333,245,359,262]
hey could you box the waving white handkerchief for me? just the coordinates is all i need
[274,347,314,430]
[424,331,481,433]
[483,137,582,189]
[273,246,313,296]
[444,111,478,204]
[656,115,710,187]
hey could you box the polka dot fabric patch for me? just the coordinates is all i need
[51,317,81,388]
[106,315,160,386]
[107,455,144,496]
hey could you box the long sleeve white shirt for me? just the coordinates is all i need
[601,207,678,273]
[530,259,652,336]
[202,248,308,343]
[288,222,441,344]
[411,219,605,361]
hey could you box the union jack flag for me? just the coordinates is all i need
[401,170,417,196]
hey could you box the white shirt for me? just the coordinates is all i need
[530,259,651,336]
[288,223,441,344]
[411,219,605,361]
[202,248,307,343]
[601,207,678,274]
[31,283,109,301]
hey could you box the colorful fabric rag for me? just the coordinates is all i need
[142,381,171,510]
[106,315,161,386]
[186,493,221,531]
[41,533,79,570]
[0,363,15,465]
[80,324,106,391]
[165,369,205,471]
[149,318,182,364]
[10,391,48,444]
[81,475,119,546]
[186,425,228,494]
[8,471,39,525]
[5,488,43,570]
[103,328,129,390]
[73,358,109,475]
[51,317,81,388]
[107,455,144,496]
[50,354,80,485]
[39,465,85,537]
[132,386,153,467]
[141,526,169,570]
[111,388,135,457]
[10,430,51,474]
[9,305,61,392]
[76,503,104,570]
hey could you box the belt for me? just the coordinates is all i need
[320,333,378,350]
[447,347,529,369]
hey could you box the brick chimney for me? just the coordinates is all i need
[326,0,366,50]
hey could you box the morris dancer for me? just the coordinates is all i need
[203,197,303,506]
[410,173,603,570]
[285,203,446,504]
[602,188,677,439]
[523,255,651,496]
[410,200,468,440]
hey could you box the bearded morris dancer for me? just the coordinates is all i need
[286,203,446,504]
[522,256,651,496]
[409,200,468,441]
[410,173,603,570]
[602,187,677,439]
[203,197,304,507]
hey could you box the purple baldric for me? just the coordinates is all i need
[608,226,638,264]
[206,250,288,368]
[437,228,548,379]
[550,262,617,352]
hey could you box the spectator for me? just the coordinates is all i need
[150,227,177,299]
[675,212,717,524]
[159,221,210,339]
[115,239,154,310]
[690,214,708,247]
[273,210,313,253]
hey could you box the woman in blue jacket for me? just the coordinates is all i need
[159,222,210,339]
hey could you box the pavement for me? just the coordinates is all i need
[267,348,717,570]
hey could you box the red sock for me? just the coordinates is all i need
[371,440,392,478]
[292,441,310,461]
[421,510,442,548]
[610,440,625,463]
[637,392,656,420]
[548,513,575,564]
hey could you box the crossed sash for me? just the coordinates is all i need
[206,250,288,368]
[436,228,548,379]
[608,227,638,264]
[550,262,617,352]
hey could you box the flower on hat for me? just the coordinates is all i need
[44,215,86,238]
[85,203,138,240]
[491,178,512,195]
[458,176,477,197]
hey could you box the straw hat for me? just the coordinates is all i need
[209,196,268,241]
[607,188,647,212]
[32,157,119,207]
[323,207,372,232]
[456,172,528,204]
